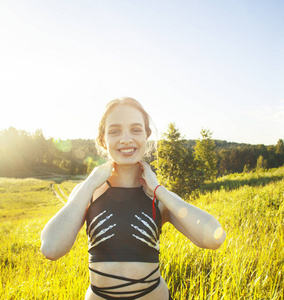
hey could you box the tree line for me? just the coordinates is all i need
[152,123,284,198]
[0,126,283,193]
[0,127,102,177]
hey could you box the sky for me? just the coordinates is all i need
[0,0,283,145]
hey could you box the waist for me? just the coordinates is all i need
[90,262,159,287]
[89,262,167,299]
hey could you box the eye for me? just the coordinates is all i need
[108,129,120,135]
[132,127,143,134]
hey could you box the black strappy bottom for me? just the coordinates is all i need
[89,266,160,300]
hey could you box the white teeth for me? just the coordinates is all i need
[120,148,135,153]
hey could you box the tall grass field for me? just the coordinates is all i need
[0,167,283,299]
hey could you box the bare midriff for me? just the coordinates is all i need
[85,261,169,300]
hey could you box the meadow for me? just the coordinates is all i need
[0,167,283,299]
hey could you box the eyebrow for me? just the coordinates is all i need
[107,123,144,128]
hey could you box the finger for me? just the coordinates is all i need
[142,161,151,169]
[139,177,146,186]
[139,160,148,169]
[106,160,115,169]
[138,161,145,172]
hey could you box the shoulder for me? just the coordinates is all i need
[91,182,110,203]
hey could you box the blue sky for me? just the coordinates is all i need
[0,0,283,145]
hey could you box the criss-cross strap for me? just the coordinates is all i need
[90,280,160,300]
[89,265,159,282]
[89,266,160,300]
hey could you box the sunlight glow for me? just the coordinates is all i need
[0,1,282,145]
[178,207,188,219]
[54,139,73,152]
[214,227,224,240]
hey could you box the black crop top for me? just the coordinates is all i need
[86,184,162,263]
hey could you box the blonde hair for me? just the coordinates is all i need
[96,97,153,153]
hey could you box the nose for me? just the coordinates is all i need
[120,132,133,145]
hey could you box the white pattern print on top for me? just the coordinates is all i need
[88,210,116,250]
[131,212,160,251]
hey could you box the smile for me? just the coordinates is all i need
[118,148,137,155]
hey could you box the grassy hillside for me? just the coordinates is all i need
[0,168,283,299]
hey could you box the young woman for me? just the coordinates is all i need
[41,97,226,300]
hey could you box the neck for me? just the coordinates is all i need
[110,163,142,187]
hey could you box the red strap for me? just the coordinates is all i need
[152,185,161,220]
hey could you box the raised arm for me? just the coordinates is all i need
[41,161,114,260]
[138,161,226,250]
[156,188,226,249]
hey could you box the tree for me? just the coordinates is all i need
[276,139,284,154]
[276,139,284,166]
[194,128,218,181]
[152,123,204,198]
[243,164,252,173]
[33,129,48,164]
[218,149,231,175]
[256,155,267,170]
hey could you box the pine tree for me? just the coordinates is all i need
[152,123,204,198]
[194,128,218,181]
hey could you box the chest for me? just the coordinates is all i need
[86,188,161,250]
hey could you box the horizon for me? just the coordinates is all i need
[1,125,281,147]
[1,1,283,146]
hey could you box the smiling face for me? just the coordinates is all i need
[104,104,148,165]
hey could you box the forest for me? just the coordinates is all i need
[0,126,283,180]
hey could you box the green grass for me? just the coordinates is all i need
[0,168,284,299]
[0,178,63,222]
[161,172,284,299]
